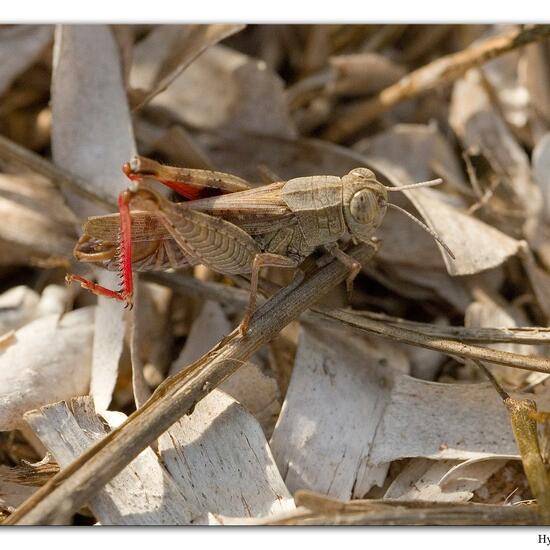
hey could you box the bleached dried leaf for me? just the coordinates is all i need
[522,247,550,321]
[384,457,508,502]
[0,285,39,334]
[386,263,472,312]
[130,282,173,406]
[0,173,75,260]
[438,455,519,488]
[465,299,536,387]
[0,25,53,97]
[170,299,231,376]
[329,53,406,97]
[25,397,192,525]
[271,325,546,500]
[270,325,409,500]
[51,25,137,411]
[195,131,364,183]
[403,338,445,381]
[171,300,280,433]
[130,24,245,109]
[450,69,541,222]
[35,284,71,318]
[51,25,136,212]
[159,389,294,522]
[150,45,296,138]
[0,472,37,512]
[521,42,550,135]
[532,132,550,224]
[219,361,281,436]
[0,308,94,430]
[482,49,529,131]
[128,284,151,408]
[355,123,468,190]
[0,455,58,511]
[364,153,524,276]
[0,284,71,337]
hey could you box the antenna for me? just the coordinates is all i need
[385,178,443,192]
[384,202,456,260]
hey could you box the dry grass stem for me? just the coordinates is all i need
[323,25,550,142]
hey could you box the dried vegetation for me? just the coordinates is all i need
[1,23,550,525]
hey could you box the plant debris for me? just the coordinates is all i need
[1,23,550,526]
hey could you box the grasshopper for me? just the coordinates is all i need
[66,156,454,333]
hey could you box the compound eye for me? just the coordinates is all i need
[349,189,377,224]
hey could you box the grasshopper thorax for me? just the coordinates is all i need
[342,168,388,242]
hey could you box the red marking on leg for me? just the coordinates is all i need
[65,189,135,307]
[65,274,127,302]
[158,178,204,200]
[118,191,134,303]
[122,162,205,200]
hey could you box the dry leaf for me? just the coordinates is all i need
[0,173,75,261]
[131,282,173,404]
[329,53,406,97]
[0,284,70,337]
[270,325,409,500]
[450,68,541,226]
[465,298,538,387]
[148,45,296,138]
[0,286,39,335]
[521,41,550,136]
[130,24,245,109]
[25,397,192,525]
[383,263,472,312]
[354,123,468,191]
[271,325,548,500]
[0,308,94,430]
[51,24,137,411]
[158,389,294,522]
[0,470,37,512]
[384,457,509,502]
[171,300,281,433]
[0,25,52,97]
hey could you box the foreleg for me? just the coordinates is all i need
[323,243,362,302]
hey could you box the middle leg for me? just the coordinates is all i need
[240,253,299,335]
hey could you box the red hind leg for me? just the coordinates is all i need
[123,157,205,200]
[66,190,134,307]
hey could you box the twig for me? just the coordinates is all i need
[261,499,541,526]
[146,271,550,373]
[314,308,550,375]
[473,359,550,523]
[323,24,550,142]
[350,310,550,345]
[0,133,113,209]
[473,359,511,402]
[505,399,550,522]
[6,243,377,525]
[145,272,550,346]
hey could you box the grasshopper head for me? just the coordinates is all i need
[342,168,388,242]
